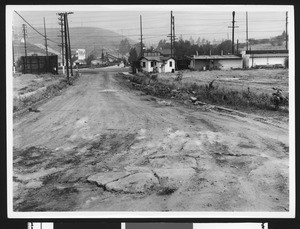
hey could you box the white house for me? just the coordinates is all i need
[139,52,175,73]
[189,54,243,70]
[242,50,288,68]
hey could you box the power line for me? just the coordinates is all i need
[14,11,60,45]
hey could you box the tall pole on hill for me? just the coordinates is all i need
[140,15,143,57]
[246,11,249,51]
[286,11,288,50]
[66,12,74,76]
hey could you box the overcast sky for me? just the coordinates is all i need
[9,5,292,46]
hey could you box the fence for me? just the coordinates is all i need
[21,55,58,74]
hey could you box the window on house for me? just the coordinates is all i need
[169,61,172,67]
[142,62,146,67]
[151,61,154,67]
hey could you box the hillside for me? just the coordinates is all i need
[13,26,136,58]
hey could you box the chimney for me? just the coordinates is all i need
[221,50,223,55]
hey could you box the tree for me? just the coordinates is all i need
[156,39,170,50]
[128,48,138,65]
[118,39,131,55]
[216,40,232,55]
[196,37,201,46]
[189,36,195,45]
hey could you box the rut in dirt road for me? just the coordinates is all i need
[13,68,289,212]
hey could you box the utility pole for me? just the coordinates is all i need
[22,24,27,73]
[43,17,48,57]
[57,13,65,74]
[246,11,249,51]
[63,13,69,83]
[172,13,175,58]
[66,12,74,76]
[170,11,173,58]
[228,11,238,54]
[12,27,15,73]
[168,11,175,58]
[140,15,143,57]
[286,11,288,50]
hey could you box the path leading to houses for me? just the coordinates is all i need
[13,67,289,212]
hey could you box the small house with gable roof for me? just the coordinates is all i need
[139,52,175,73]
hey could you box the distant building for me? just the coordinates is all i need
[189,54,243,70]
[242,50,288,68]
[139,52,175,73]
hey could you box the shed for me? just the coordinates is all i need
[243,50,288,68]
[21,55,58,74]
[189,55,243,70]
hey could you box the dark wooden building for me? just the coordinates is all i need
[21,55,58,74]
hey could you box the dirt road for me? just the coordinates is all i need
[13,68,289,212]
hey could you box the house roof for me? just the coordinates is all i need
[140,56,175,62]
[191,55,242,60]
[140,56,161,61]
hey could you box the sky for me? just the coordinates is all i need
[9,5,292,47]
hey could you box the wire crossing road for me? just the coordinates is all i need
[13,67,289,212]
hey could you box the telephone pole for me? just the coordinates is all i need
[168,11,175,58]
[57,13,65,74]
[12,27,15,73]
[228,11,239,54]
[43,17,48,57]
[246,11,249,51]
[140,15,143,57]
[172,13,175,58]
[22,24,27,73]
[66,12,73,76]
[170,11,173,58]
[286,11,288,50]
[63,13,69,83]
